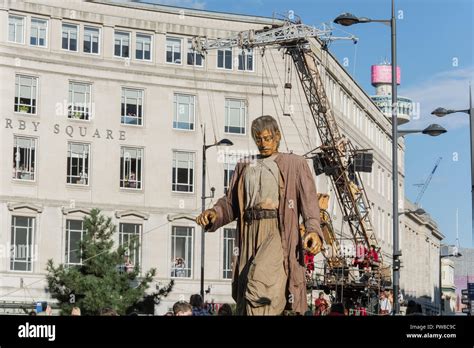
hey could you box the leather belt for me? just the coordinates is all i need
[243,208,278,224]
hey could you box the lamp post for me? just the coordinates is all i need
[398,124,447,137]
[335,0,402,314]
[201,128,233,298]
[398,207,426,216]
[432,84,474,247]
[334,1,449,313]
[439,248,462,315]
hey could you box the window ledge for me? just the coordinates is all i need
[66,184,90,189]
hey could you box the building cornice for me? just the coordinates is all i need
[115,210,150,220]
[7,202,43,213]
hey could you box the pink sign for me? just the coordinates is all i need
[371,65,401,85]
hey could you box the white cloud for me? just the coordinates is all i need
[399,66,474,130]
[139,0,206,9]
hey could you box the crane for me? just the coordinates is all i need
[414,157,442,206]
[193,17,389,300]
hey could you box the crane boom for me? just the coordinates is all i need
[414,157,442,206]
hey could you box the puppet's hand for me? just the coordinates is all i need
[303,231,322,255]
[196,209,217,229]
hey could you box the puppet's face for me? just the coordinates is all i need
[254,129,281,157]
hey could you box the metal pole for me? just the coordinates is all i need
[439,253,442,315]
[391,0,400,315]
[201,131,206,299]
[469,84,474,248]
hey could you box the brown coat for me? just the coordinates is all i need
[208,152,323,314]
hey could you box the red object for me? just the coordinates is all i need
[368,249,379,262]
[304,253,314,271]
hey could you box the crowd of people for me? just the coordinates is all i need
[169,294,234,316]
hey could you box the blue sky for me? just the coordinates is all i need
[140,0,473,247]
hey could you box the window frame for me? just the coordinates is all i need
[171,150,195,193]
[224,98,247,135]
[61,22,79,52]
[135,32,152,61]
[68,81,92,121]
[65,219,85,266]
[12,135,37,182]
[83,25,101,55]
[217,47,233,70]
[10,215,35,272]
[114,30,131,58]
[173,93,195,131]
[165,36,183,65]
[170,225,194,279]
[8,14,25,44]
[222,227,236,279]
[29,17,48,48]
[186,38,204,67]
[121,87,144,126]
[66,142,91,186]
[119,223,142,268]
[14,74,38,115]
[237,49,254,72]
[120,146,144,190]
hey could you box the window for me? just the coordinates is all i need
[223,228,236,279]
[172,151,194,192]
[187,39,203,66]
[62,23,78,51]
[84,26,100,54]
[136,33,152,60]
[65,220,84,265]
[114,31,130,58]
[238,49,253,71]
[30,18,47,47]
[120,147,143,189]
[8,15,24,44]
[381,169,385,197]
[67,142,90,185]
[121,88,143,125]
[13,136,36,181]
[217,48,232,70]
[119,223,142,267]
[10,216,35,271]
[68,82,91,120]
[224,157,236,194]
[14,75,37,114]
[170,226,193,278]
[166,37,181,64]
[225,99,246,134]
[173,94,195,130]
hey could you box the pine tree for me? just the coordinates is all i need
[46,208,157,315]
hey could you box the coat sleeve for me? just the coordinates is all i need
[297,157,323,239]
[206,162,242,232]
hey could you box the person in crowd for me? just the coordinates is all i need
[327,302,345,316]
[379,291,392,315]
[314,292,329,316]
[189,294,209,316]
[173,301,192,316]
[217,303,233,316]
[100,307,119,316]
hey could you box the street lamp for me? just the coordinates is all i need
[397,124,447,137]
[335,0,402,314]
[432,85,474,247]
[439,249,462,315]
[201,128,233,298]
[398,207,426,216]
